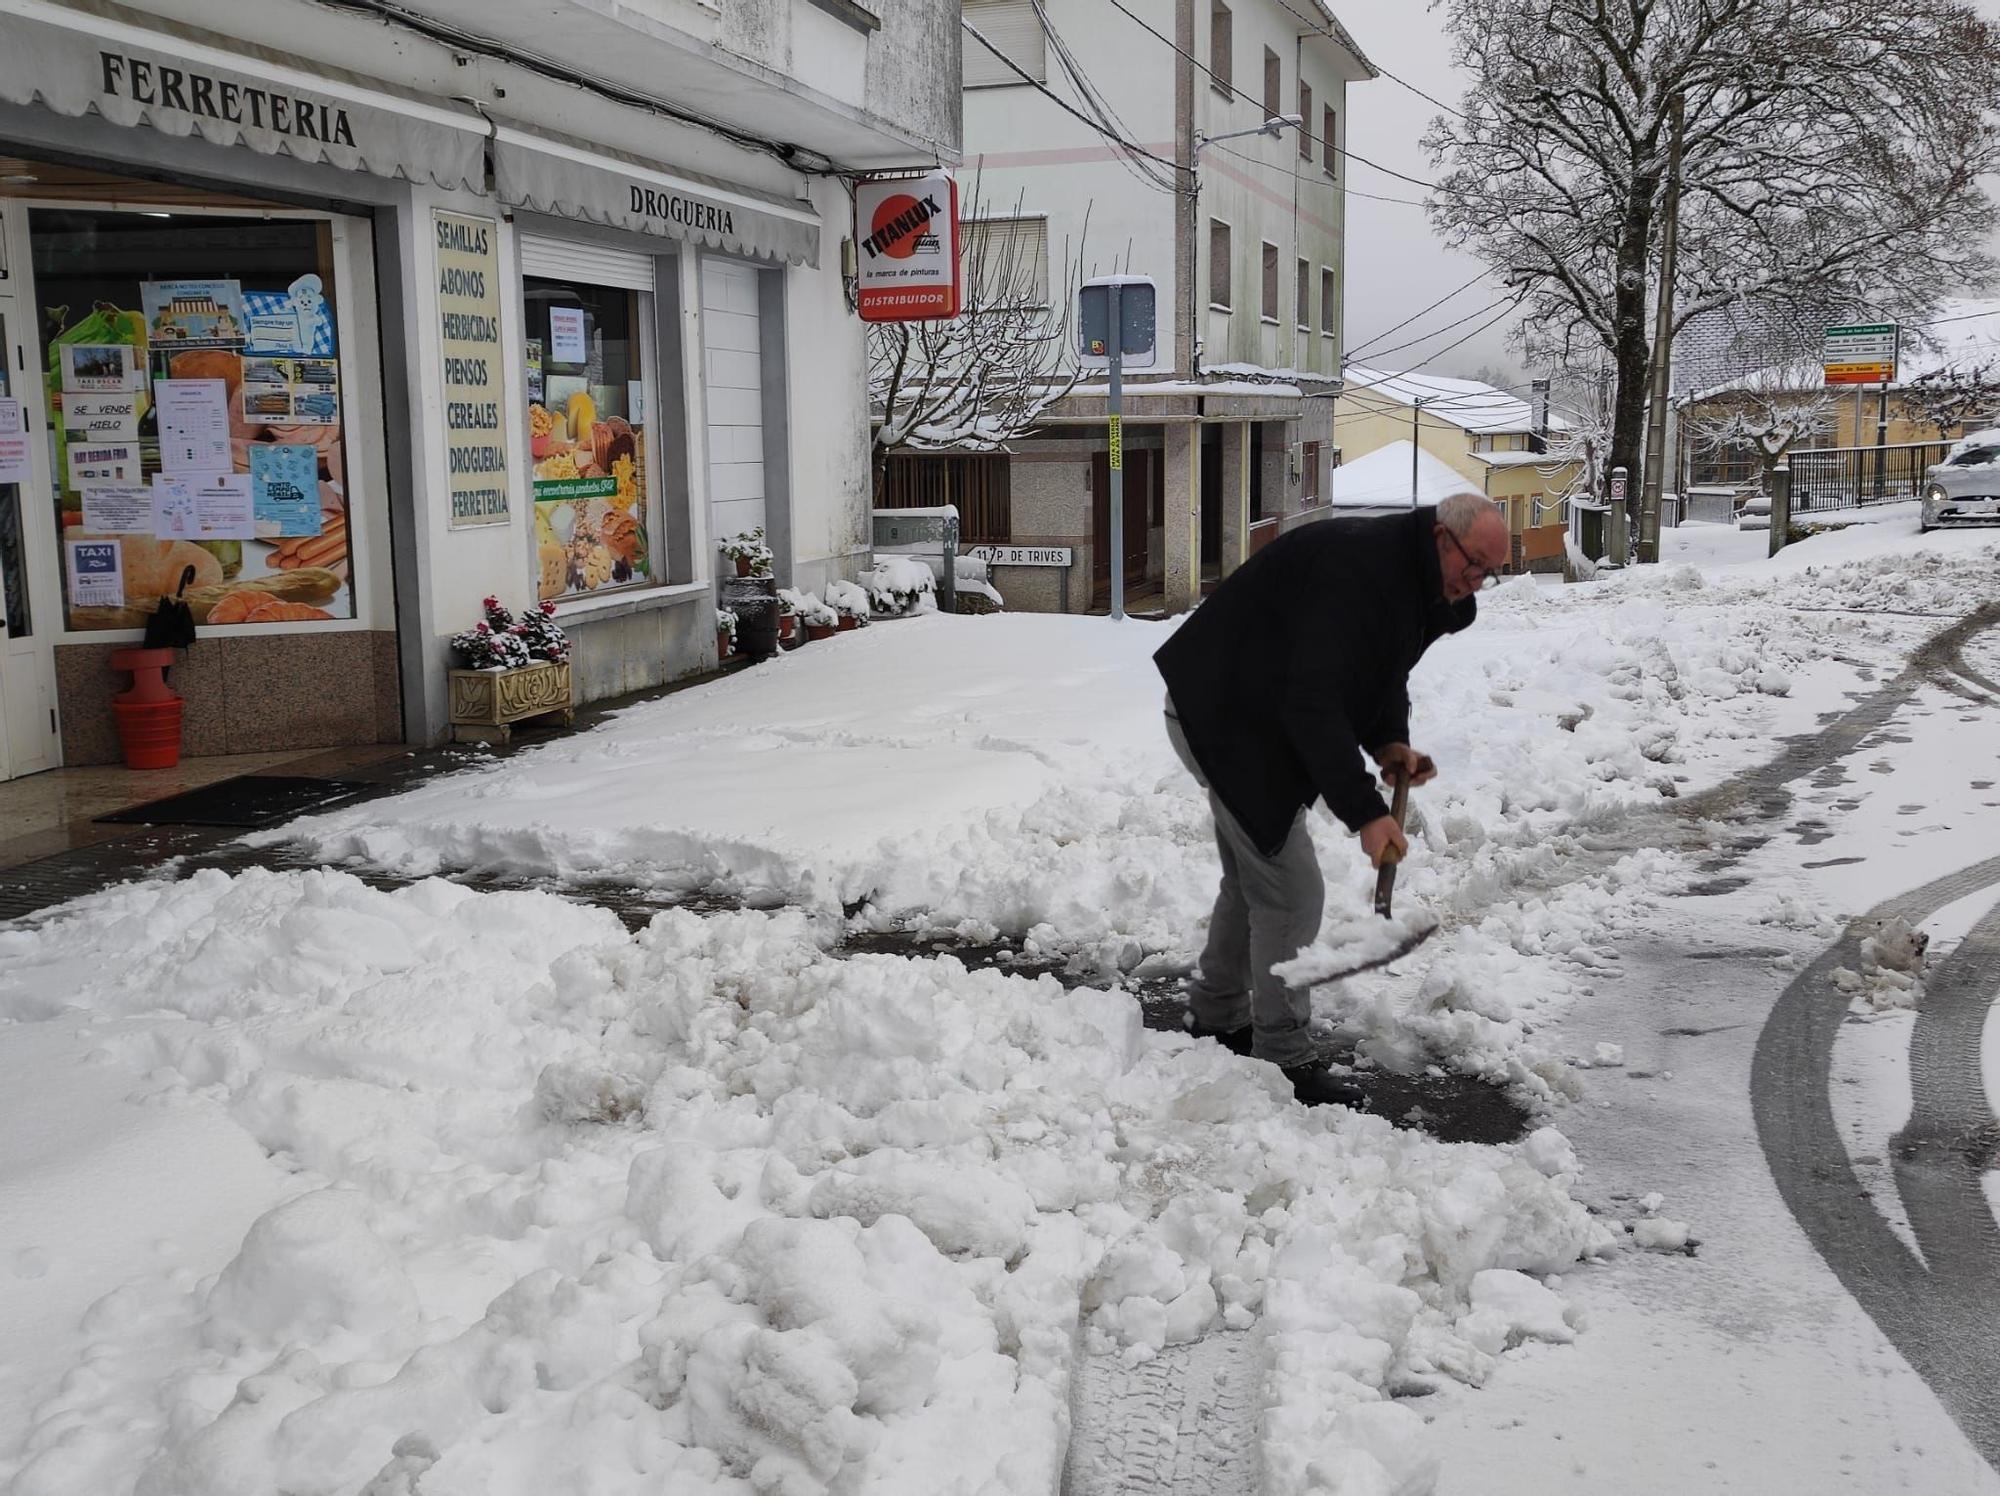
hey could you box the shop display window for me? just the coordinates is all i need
[31,209,356,630]
[523,276,654,601]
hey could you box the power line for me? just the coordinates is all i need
[1340,295,1531,396]
[1095,0,1438,192]
[1373,64,1468,121]
[1341,293,1522,366]
[962,17,1181,176]
[1342,267,1496,359]
[1026,0,1181,197]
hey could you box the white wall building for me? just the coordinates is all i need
[879,0,1371,614]
[0,0,956,777]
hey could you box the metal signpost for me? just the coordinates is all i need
[1822,324,1899,506]
[1079,276,1157,620]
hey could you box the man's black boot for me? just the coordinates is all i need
[1186,1017,1254,1057]
[1283,1061,1366,1108]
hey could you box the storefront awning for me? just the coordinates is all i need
[494,129,820,269]
[0,0,486,192]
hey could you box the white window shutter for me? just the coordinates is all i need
[964,0,1046,87]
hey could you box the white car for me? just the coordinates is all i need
[1921,427,2000,531]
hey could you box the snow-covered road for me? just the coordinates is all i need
[3,517,1998,1495]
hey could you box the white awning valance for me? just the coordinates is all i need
[494,128,820,269]
[0,0,487,192]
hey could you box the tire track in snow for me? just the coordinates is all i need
[1755,855,2000,1472]
[1061,1330,1261,1496]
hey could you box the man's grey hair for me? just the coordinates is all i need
[1437,491,1503,536]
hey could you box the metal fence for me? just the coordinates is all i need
[1689,441,1951,513]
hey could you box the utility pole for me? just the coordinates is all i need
[1108,279,1126,620]
[1638,91,1684,564]
[1410,396,1424,505]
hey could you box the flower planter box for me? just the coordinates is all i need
[450,659,573,744]
[805,621,838,642]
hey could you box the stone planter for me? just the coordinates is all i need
[450,659,573,744]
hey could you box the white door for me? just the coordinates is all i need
[700,258,765,549]
[0,211,62,779]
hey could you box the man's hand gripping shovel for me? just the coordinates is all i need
[1276,765,1441,988]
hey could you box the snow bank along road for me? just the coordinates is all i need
[2,523,1997,1494]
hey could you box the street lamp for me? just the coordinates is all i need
[1185,114,1305,384]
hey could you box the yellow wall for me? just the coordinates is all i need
[1336,388,1578,526]
[1334,392,1487,486]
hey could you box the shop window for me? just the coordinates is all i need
[31,209,355,631]
[523,270,656,602]
[963,0,1047,87]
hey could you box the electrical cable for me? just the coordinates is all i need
[1025,0,1181,197]
[1340,293,1523,366]
[1096,0,1439,192]
[1342,266,1496,359]
[963,17,1182,176]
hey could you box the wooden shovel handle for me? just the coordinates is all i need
[1373,766,1411,916]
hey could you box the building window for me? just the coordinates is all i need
[1261,242,1279,323]
[1209,220,1232,309]
[1209,0,1232,97]
[1302,440,1321,505]
[1323,104,1338,177]
[1296,258,1310,329]
[960,216,1050,308]
[524,266,659,601]
[32,207,362,632]
[963,0,1047,88]
[880,453,1011,542]
[1263,48,1281,122]
[1298,82,1314,160]
[1320,267,1336,338]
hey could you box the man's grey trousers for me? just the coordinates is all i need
[1165,708,1323,1068]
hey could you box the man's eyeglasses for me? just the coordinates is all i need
[1441,526,1501,590]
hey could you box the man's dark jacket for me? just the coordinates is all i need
[1155,507,1475,856]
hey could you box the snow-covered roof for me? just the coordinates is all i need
[1328,440,1480,508]
[1342,364,1566,436]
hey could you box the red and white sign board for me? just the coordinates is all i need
[855,172,960,322]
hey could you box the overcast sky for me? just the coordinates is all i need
[1337,1,2000,389]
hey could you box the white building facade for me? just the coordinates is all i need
[0,0,956,776]
[885,0,1370,613]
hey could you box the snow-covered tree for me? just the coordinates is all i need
[1426,0,2000,515]
[1687,366,1838,490]
[868,188,1090,499]
[1900,361,2000,440]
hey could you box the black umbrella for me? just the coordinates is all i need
[143,564,199,650]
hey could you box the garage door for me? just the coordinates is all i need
[701,257,764,548]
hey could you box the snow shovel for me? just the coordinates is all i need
[1277,766,1439,987]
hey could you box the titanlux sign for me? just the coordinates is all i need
[854,171,960,323]
[99,52,356,146]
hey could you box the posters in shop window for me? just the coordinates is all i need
[434,210,510,528]
[66,539,123,608]
[142,279,248,351]
[0,398,30,483]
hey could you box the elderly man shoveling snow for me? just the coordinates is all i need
[1155,492,1510,1106]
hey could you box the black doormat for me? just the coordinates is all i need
[97,776,378,828]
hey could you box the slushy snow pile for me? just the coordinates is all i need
[0,870,1607,1495]
[5,520,1997,1494]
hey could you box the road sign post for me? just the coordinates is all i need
[1079,277,1157,621]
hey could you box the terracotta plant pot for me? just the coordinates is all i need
[806,621,837,641]
[836,613,860,632]
[733,555,752,577]
[717,626,735,659]
[778,614,798,645]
